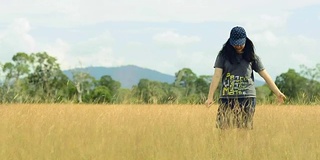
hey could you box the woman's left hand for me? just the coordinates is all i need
[277,92,286,103]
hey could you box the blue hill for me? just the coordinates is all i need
[63,65,176,88]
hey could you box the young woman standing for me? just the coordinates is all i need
[205,26,286,129]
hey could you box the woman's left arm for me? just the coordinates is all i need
[258,69,286,103]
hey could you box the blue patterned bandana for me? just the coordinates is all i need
[229,26,247,46]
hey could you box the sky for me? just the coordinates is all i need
[0,0,320,81]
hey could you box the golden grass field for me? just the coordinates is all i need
[0,104,319,160]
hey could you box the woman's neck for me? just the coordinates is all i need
[236,50,244,54]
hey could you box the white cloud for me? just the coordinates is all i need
[127,41,144,48]
[2,0,319,26]
[72,47,124,68]
[245,14,290,32]
[70,31,115,56]
[43,39,70,69]
[38,31,123,70]
[251,30,282,47]
[153,31,200,47]
[0,18,124,70]
[250,33,319,80]
[290,53,312,65]
[175,50,210,74]
[0,18,36,62]
[146,47,212,76]
[75,0,319,24]
[288,35,318,66]
[61,31,124,69]
[11,18,32,34]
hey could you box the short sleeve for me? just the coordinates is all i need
[252,55,265,72]
[214,54,225,69]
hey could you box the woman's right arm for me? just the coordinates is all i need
[206,68,223,107]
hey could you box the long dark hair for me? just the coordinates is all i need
[218,37,256,64]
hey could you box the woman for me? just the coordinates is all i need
[205,26,286,129]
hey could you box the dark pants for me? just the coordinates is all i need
[216,98,256,129]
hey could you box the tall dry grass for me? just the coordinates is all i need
[0,104,319,160]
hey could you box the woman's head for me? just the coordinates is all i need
[218,26,256,63]
[229,26,247,54]
[229,26,247,47]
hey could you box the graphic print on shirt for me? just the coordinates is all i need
[222,72,249,96]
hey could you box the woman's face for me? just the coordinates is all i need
[233,44,245,54]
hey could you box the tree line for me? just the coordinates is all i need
[1,52,319,104]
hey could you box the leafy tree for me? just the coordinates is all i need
[2,62,15,92]
[275,69,308,102]
[113,88,134,104]
[135,79,170,104]
[256,84,273,104]
[299,64,320,102]
[194,76,210,104]
[1,53,32,102]
[91,86,111,103]
[164,85,181,104]
[72,71,95,103]
[27,52,69,102]
[91,75,121,103]
[12,52,32,81]
[174,68,197,97]
[300,64,320,81]
[0,52,71,103]
[135,79,155,103]
[98,75,121,102]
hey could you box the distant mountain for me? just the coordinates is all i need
[63,65,176,88]
[63,65,265,88]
